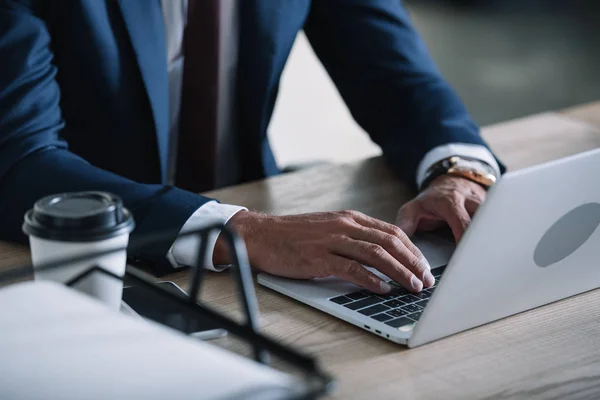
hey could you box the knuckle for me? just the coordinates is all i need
[450,189,463,201]
[390,225,406,238]
[335,217,355,229]
[447,194,462,209]
[331,233,347,243]
[383,234,402,250]
[339,210,357,218]
[345,262,365,277]
[366,243,386,259]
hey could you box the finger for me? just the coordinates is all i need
[329,256,392,294]
[395,204,418,238]
[331,236,424,292]
[343,210,425,263]
[437,199,471,243]
[464,196,482,216]
[394,205,432,268]
[349,227,435,288]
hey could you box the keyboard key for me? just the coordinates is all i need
[413,291,430,300]
[407,311,422,321]
[401,294,421,303]
[385,317,414,328]
[371,313,393,322]
[360,290,382,298]
[329,295,353,305]
[383,299,404,308]
[391,296,410,304]
[359,304,390,316]
[387,308,407,318]
[432,265,446,277]
[388,284,411,296]
[346,292,368,301]
[401,304,421,313]
[377,293,398,301]
[414,299,428,308]
[344,296,381,310]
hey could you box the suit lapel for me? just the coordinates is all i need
[117,0,169,182]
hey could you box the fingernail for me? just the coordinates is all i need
[423,271,435,288]
[410,275,423,291]
[380,281,392,293]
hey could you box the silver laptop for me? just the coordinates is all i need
[258,148,600,347]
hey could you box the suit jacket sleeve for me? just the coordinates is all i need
[0,1,212,274]
[304,0,505,187]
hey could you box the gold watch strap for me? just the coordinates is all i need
[421,156,497,190]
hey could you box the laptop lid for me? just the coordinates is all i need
[409,148,600,347]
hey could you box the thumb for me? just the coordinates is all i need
[396,205,418,237]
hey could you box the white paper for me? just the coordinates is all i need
[0,281,302,400]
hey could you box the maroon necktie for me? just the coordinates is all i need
[175,0,221,193]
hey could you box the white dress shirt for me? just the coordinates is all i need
[161,0,500,271]
[162,0,246,271]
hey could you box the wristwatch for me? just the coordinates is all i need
[421,156,498,190]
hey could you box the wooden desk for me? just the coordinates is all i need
[2,103,600,399]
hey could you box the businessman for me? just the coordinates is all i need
[0,0,503,294]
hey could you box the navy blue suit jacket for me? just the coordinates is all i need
[0,0,500,273]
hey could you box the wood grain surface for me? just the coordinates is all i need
[1,103,600,399]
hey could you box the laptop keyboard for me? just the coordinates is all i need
[328,265,446,329]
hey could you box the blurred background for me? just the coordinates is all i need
[268,0,600,169]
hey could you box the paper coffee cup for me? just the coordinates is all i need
[23,192,135,310]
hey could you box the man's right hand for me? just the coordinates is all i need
[214,210,435,294]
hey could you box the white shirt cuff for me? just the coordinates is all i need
[416,143,501,188]
[166,201,247,272]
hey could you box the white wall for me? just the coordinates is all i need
[268,32,382,168]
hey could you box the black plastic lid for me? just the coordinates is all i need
[22,191,135,242]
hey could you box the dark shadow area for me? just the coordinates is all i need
[404,0,600,125]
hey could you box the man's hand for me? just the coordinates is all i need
[215,210,435,294]
[396,175,487,243]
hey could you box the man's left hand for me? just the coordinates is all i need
[395,175,487,242]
